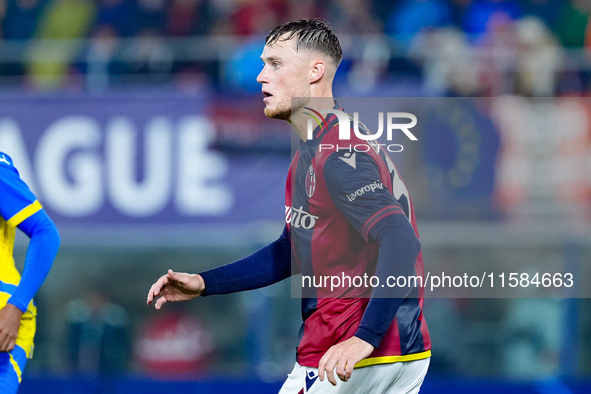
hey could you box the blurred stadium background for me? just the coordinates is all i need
[1,0,591,392]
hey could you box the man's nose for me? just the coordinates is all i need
[257,66,267,84]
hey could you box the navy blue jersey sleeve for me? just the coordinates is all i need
[353,214,421,348]
[324,151,421,348]
[200,225,295,296]
[324,151,405,243]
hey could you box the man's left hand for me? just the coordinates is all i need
[318,336,374,386]
[0,303,23,352]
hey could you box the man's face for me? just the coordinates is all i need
[257,36,311,121]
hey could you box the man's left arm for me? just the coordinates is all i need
[318,151,421,385]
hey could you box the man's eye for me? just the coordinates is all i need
[273,62,280,69]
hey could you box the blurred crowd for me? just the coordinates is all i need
[1,0,591,95]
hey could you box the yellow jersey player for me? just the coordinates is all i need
[0,151,60,393]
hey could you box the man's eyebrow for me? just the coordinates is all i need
[261,56,282,62]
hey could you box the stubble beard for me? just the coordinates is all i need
[264,101,291,121]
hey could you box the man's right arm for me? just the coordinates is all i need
[147,225,293,308]
[200,225,293,296]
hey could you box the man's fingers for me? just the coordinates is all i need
[336,359,348,381]
[147,283,158,304]
[147,274,170,305]
[155,274,171,295]
[166,269,184,284]
[321,354,338,386]
[155,296,168,310]
[326,361,337,386]
[0,336,9,353]
[167,269,192,287]
[318,351,330,382]
[344,361,354,380]
[319,348,339,386]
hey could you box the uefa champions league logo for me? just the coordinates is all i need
[303,107,418,153]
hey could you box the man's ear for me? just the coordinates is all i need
[310,59,326,84]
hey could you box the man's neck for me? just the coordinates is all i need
[290,96,335,142]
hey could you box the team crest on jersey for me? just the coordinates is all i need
[305,164,316,198]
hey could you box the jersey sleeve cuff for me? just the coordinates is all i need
[354,326,382,349]
[198,271,214,297]
[7,297,28,314]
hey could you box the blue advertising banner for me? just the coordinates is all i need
[0,94,290,237]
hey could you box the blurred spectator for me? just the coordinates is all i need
[66,288,130,375]
[134,0,168,35]
[328,0,383,34]
[346,35,391,93]
[520,0,561,28]
[95,0,136,38]
[285,0,323,22]
[230,0,284,36]
[371,0,396,28]
[0,0,47,77]
[326,0,386,92]
[2,0,46,40]
[409,27,482,96]
[449,0,473,28]
[462,0,522,38]
[206,0,235,35]
[26,0,96,90]
[85,24,121,92]
[121,28,174,76]
[473,3,520,96]
[386,0,453,46]
[514,16,561,97]
[0,0,582,96]
[166,0,212,36]
[554,0,591,48]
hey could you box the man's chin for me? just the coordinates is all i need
[264,106,290,121]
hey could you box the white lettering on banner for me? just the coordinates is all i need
[176,117,233,215]
[285,205,319,229]
[37,116,103,216]
[107,117,173,217]
[0,115,233,218]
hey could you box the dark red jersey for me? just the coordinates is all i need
[285,108,431,368]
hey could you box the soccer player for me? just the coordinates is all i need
[147,19,430,393]
[0,152,60,393]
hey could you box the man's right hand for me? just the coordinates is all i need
[0,303,23,352]
[147,269,205,309]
